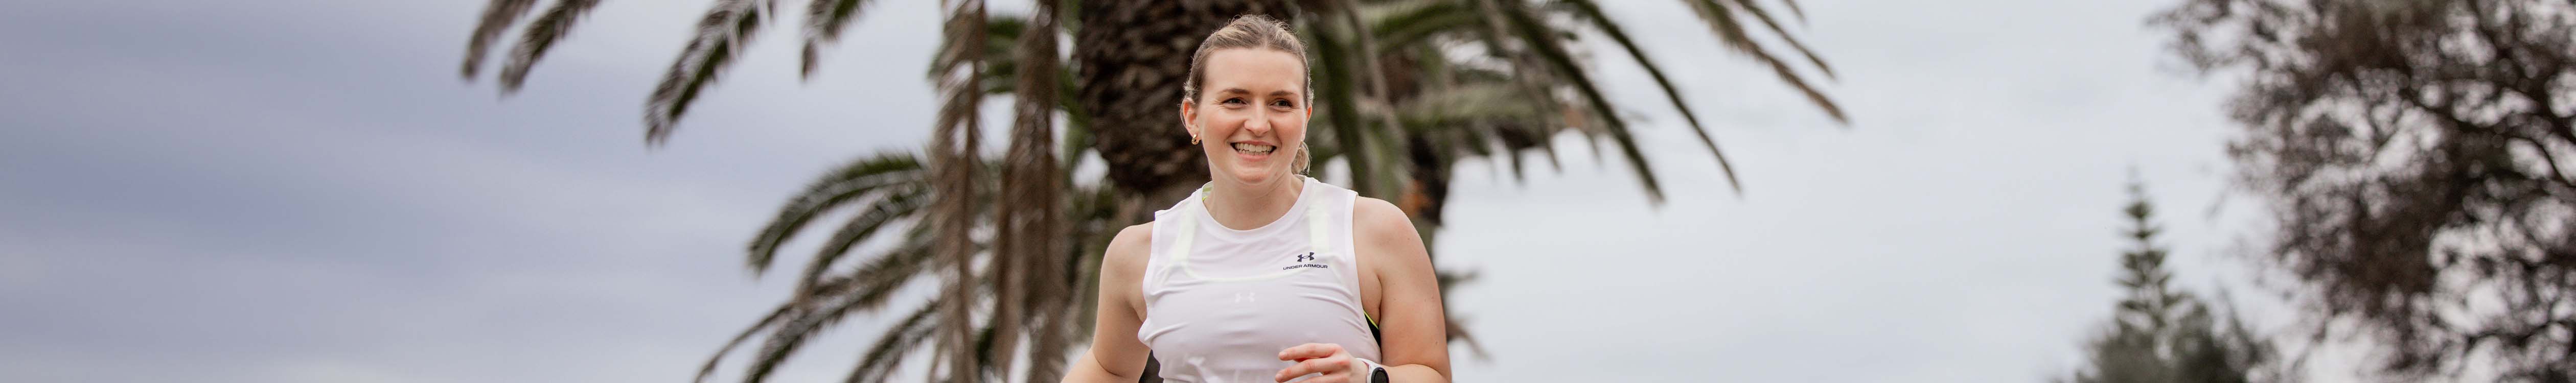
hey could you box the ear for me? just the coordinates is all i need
[1179,100,1199,138]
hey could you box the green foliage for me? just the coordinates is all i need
[643,0,774,146]
[1311,0,1845,203]
[2060,178,2279,383]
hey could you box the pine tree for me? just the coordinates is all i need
[2062,177,2277,383]
[2114,179,2190,349]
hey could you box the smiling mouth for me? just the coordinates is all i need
[1231,142,1276,155]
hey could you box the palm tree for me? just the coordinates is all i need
[1290,0,1848,353]
[456,1,1842,382]
[701,150,1124,383]
[1315,0,1847,200]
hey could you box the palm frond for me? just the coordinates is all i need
[1362,0,1476,53]
[645,0,777,146]
[1775,0,1805,23]
[695,304,797,383]
[1339,1,1423,200]
[926,3,990,382]
[1459,0,1572,177]
[1056,70,1093,167]
[1444,316,1492,360]
[803,226,942,299]
[746,153,925,275]
[461,0,539,79]
[1561,0,1744,193]
[1680,0,1846,123]
[737,297,859,383]
[793,184,930,305]
[743,236,939,383]
[919,12,1096,172]
[1496,1,1668,203]
[1306,20,1387,196]
[1726,0,1834,79]
[800,0,879,78]
[929,14,1026,85]
[987,1,1064,375]
[1365,116,1413,194]
[1395,79,1544,127]
[1019,296,1075,383]
[969,321,1003,379]
[801,225,998,321]
[497,0,605,91]
[846,296,946,383]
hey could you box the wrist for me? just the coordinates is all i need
[1350,358,1389,383]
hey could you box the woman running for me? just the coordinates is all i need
[1060,14,1452,383]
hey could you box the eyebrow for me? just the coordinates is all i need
[1219,88,1302,99]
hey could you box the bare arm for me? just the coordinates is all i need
[1272,198,1451,383]
[1062,223,1156,383]
[1356,198,1452,383]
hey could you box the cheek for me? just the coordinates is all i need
[1203,110,1244,133]
[1280,113,1310,143]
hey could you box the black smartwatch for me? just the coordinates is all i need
[1369,364,1389,383]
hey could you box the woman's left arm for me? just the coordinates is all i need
[1272,198,1451,383]
[1356,197,1452,382]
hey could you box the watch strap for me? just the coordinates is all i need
[1354,358,1390,383]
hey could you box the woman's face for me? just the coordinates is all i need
[1182,48,1311,188]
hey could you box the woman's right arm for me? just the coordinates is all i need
[1062,223,1155,383]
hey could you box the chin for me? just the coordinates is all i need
[1223,166,1287,185]
[1230,170,1275,184]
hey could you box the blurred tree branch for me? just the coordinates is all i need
[2155,0,2576,380]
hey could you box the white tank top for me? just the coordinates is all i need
[1139,177,1379,383]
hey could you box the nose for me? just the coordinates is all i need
[1243,110,1272,136]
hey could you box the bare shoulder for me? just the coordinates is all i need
[1096,222,1157,318]
[1103,222,1156,273]
[1351,197,1428,262]
[1351,197,1419,241]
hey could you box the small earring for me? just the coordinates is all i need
[1190,135,1200,145]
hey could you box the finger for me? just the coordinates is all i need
[1276,343,1343,361]
[1273,356,1350,382]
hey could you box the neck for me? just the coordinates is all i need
[1204,175,1305,230]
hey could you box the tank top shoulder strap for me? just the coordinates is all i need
[1140,188,1202,293]
[1309,181,1372,333]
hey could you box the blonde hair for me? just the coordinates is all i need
[1182,14,1314,175]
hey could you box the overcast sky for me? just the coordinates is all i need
[0,1,2335,382]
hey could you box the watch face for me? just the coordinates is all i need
[1370,368,1390,383]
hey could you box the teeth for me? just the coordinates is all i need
[1231,142,1275,154]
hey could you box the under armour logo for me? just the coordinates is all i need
[1282,252,1328,270]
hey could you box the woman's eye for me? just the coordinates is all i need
[1271,100,1294,108]
[1221,98,1247,105]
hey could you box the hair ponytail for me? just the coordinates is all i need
[1295,144,1310,175]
